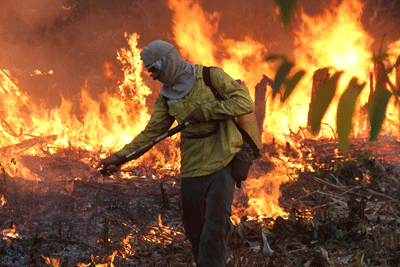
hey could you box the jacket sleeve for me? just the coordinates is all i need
[200,67,255,121]
[115,94,175,157]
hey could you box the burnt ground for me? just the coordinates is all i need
[1,137,400,266]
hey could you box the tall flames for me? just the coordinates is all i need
[0,0,399,222]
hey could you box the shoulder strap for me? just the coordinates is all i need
[203,66,224,101]
[202,66,261,158]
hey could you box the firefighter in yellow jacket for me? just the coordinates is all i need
[96,40,255,266]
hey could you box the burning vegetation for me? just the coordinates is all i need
[1,0,400,266]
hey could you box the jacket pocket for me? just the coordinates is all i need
[168,101,186,118]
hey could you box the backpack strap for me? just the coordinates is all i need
[202,66,261,158]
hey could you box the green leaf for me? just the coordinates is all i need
[335,229,347,239]
[309,71,343,135]
[282,70,305,102]
[275,0,297,27]
[272,60,293,99]
[333,163,339,172]
[336,78,366,151]
[368,86,392,141]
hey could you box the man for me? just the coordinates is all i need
[96,40,255,266]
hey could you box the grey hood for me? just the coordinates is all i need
[140,40,195,102]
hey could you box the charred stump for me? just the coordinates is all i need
[396,55,400,90]
[307,68,330,135]
[395,55,400,135]
[254,75,272,138]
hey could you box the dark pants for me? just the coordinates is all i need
[181,165,235,267]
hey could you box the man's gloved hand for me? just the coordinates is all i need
[95,154,120,175]
[181,107,206,125]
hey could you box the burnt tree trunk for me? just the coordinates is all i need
[395,55,400,135]
[254,75,272,138]
[307,68,330,135]
[374,55,387,91]
[396,55,400,90]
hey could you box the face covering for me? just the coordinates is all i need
[141,40,195,103]
[145,47,174,80]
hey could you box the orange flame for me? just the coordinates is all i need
[0,0,399,224]
[0,32,181,181]
[0,194,6,207]
[120,235,135,258]
[2,223,18,240]
[42,255,61,267]
[158,214,162,227]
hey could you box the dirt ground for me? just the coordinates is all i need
[1,136,400,266]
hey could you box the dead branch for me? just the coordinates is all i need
[0,135,58,154]
[254,75,273,137]
[366,188,400,205]
[160,182,170,209]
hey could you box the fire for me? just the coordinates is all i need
[2,223,18,240]
[0,0,398,247]
[0,32,181,182]
[292,0,374,138]
[292,0,400,138]
[167,0,287,219]
[168,0,271,98]
[0,194,6,207]
[120,235,135,258]
[42,255,61,267]
[167,0,400,220]
[158,214,163,227]
[0,0,399,265]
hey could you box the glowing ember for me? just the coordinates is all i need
[0,194,6,207]
[158,214,162,227]
[120,235,135,258]
[42,255,61,267]
[2,223,18,240]
[104,250,118,267]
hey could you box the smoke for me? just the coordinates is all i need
[0,0,65,25]
[0,0,171,107]
[0,0,398,108]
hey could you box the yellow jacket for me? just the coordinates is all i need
[115,65,255,177]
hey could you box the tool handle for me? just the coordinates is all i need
[168,121,190,136]
[98,121,190,176]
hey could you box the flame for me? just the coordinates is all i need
[168,0,271,98]
[1,1,400,266]
[0,0,399,231]
[291,0,374,138]
[168,0,400,220]
[2,223,18,240]
[42,255,61,267]
[168,0,286,219]
[79,250,119,267]
[158,214,162,227]
[0,194,6,207]
[120,235,135,258]
[0,32,181,182]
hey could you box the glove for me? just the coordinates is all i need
[180,107,206,125]
[95,154,120,175]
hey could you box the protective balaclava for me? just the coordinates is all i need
[140,40,195,104]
